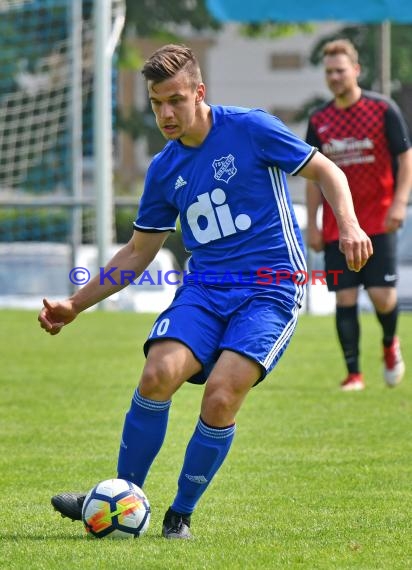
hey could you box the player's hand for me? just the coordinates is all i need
[38,298,78,335]
[339,227,373,272]
[384,200,407,233]
[306,226,324,252]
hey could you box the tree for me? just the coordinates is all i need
[118,0,221,68]
[123,0,220,37]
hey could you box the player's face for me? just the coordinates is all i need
[148,71,205,145]
[324,54,360,98]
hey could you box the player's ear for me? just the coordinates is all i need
[195,83,206,104]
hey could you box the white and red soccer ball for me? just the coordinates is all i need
[82,478,150,539]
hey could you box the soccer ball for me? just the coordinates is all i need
[82,478,151,539]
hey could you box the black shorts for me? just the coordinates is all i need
[324,233,397,292]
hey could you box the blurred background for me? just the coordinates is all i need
[0,0,411,313]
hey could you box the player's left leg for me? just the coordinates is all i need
[163,288,299,539]
[364,233,405,386]
[368,286,405,386]
[163,350,260,539]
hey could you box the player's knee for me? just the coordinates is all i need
[375,299,397,314]
[370,289,397,313]
[138,360,174,398]
[201,389,238,425]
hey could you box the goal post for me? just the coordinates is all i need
[94,0,125,274]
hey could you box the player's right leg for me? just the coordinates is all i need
[51,286,224,531]
[325,241,364,390]
[51,339,201,522]
[335,292,364,391]
[51,493,85,521]
[117,339,201,485]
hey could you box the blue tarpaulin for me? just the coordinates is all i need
[206,0,412,23]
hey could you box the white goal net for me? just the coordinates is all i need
[0,0,125,304]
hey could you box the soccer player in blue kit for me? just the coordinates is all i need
[38,44,372,539]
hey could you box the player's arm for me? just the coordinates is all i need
[303,119,324,251]
[38,230,169,335]
[384,101,412,231]
[305,180,324,252]
[299,151,373,272]
[386,148,412,232]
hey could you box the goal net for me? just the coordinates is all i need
[0,0,125,304]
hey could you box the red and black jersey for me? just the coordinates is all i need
[306,90,411,242]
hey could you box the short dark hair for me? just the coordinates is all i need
[141,44,202,88]
[323,39,359,65]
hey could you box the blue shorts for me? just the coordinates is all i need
[144,283,301,386]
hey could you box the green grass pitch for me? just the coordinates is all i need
[1,309,411,569]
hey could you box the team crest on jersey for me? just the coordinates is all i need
[212,154,237,183]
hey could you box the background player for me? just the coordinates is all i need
[306,38,412,391]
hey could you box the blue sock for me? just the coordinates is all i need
[171,418,236,515]
[117,389,171,488]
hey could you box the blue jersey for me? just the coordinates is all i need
[134,105,315,290]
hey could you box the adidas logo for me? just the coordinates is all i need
[184,474,208,484]
[174,175,187,190]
